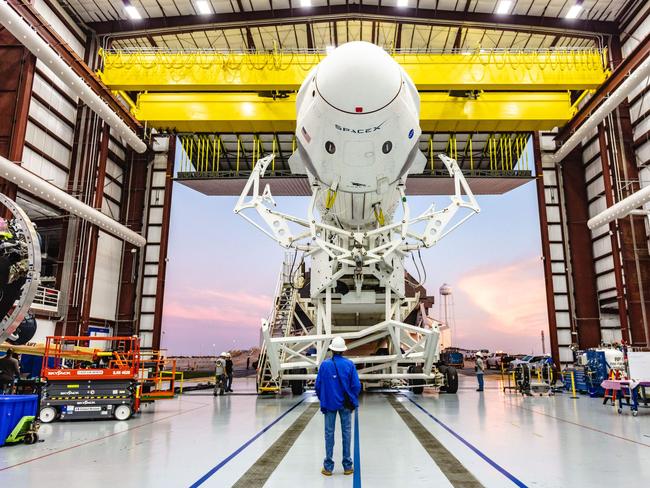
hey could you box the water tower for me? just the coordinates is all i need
[439,283,453,325]
[439,284,455,348]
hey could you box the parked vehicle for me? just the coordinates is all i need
[486,352,508,370]
[440,348,465,369]
[508,355,535,371]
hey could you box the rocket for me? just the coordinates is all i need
[235,41,479,387]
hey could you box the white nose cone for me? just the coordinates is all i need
[316,41,402,114]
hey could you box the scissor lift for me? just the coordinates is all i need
[38,336,142,423]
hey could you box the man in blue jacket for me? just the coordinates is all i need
[315,336,361,476]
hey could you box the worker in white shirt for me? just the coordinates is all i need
[475,352,485,392]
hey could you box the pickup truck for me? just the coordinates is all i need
[486,352,509,370]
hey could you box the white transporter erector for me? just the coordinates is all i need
[235,41,480,392]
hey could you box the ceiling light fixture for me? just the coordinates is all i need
[565,2,583,19]
[196,0,212,15]
[124,4,142,20]
[397,0,408,7]
[242,102,254,116]
[300,0,311,7]
[496,1,512,15]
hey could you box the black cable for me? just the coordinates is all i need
[287,248,298,288]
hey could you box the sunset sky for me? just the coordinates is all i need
[162,163,550,356]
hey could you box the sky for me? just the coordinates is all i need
[161,152,550,356]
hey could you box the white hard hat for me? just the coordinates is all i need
[220,352,228,357]
[329,336,347,352]
[475,352,482,357]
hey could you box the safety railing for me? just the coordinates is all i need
[432,133,531,174]
[178,133,290,175]
[30,285,60,315]
[100,47,607,73]
[138,353,178,401]
[177,133,533,178]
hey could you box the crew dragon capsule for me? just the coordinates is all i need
[288,41,426,229]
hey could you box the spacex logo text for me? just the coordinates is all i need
[335,122,385,134]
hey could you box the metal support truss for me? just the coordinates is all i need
[234,153,479,259]
[236,152,479,385]
[262,318,441,381]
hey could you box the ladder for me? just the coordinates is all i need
[256,260,301,392]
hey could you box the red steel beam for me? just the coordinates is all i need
[79,123,110,334]
[556,33,650,146]
[151,135,176,350]
[560,145,602,349]
[59,34,109,337]
[61,108,105,336]
[0,29,35,202]
[6,0,142,134]
[597,122,631,343]
[532,133,560,367]
[87,5,617,39]
[116,149,150,337]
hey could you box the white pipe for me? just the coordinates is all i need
[0,1,147,154]
[553,53,650,164]
[0,156,146,247]
[587,184,650,229]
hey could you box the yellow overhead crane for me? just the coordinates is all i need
[98,48,609,133]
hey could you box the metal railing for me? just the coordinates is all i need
[177,133,533,177]
[100,47,607,72]
[30,285,60,314]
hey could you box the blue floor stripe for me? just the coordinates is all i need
[353,408,361,488]
[190,398,306,487]
[406,397,528,488]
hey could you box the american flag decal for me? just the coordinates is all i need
[301,126,311,143]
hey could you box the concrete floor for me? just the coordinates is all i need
[1,375,649,487]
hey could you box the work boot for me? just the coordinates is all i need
[344,468,354,476]
[476,389,483,392]
[321,468,332,476]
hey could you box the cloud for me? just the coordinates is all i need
[456,257,548,338]
[196,289,272,309]
[163,301,267,324]
[162,258,550,355]
[163,288,272,325]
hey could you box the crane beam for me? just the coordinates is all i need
[133,92,574,133]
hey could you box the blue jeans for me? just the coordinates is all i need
[477,372,484,391]
[323,409,352,472]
